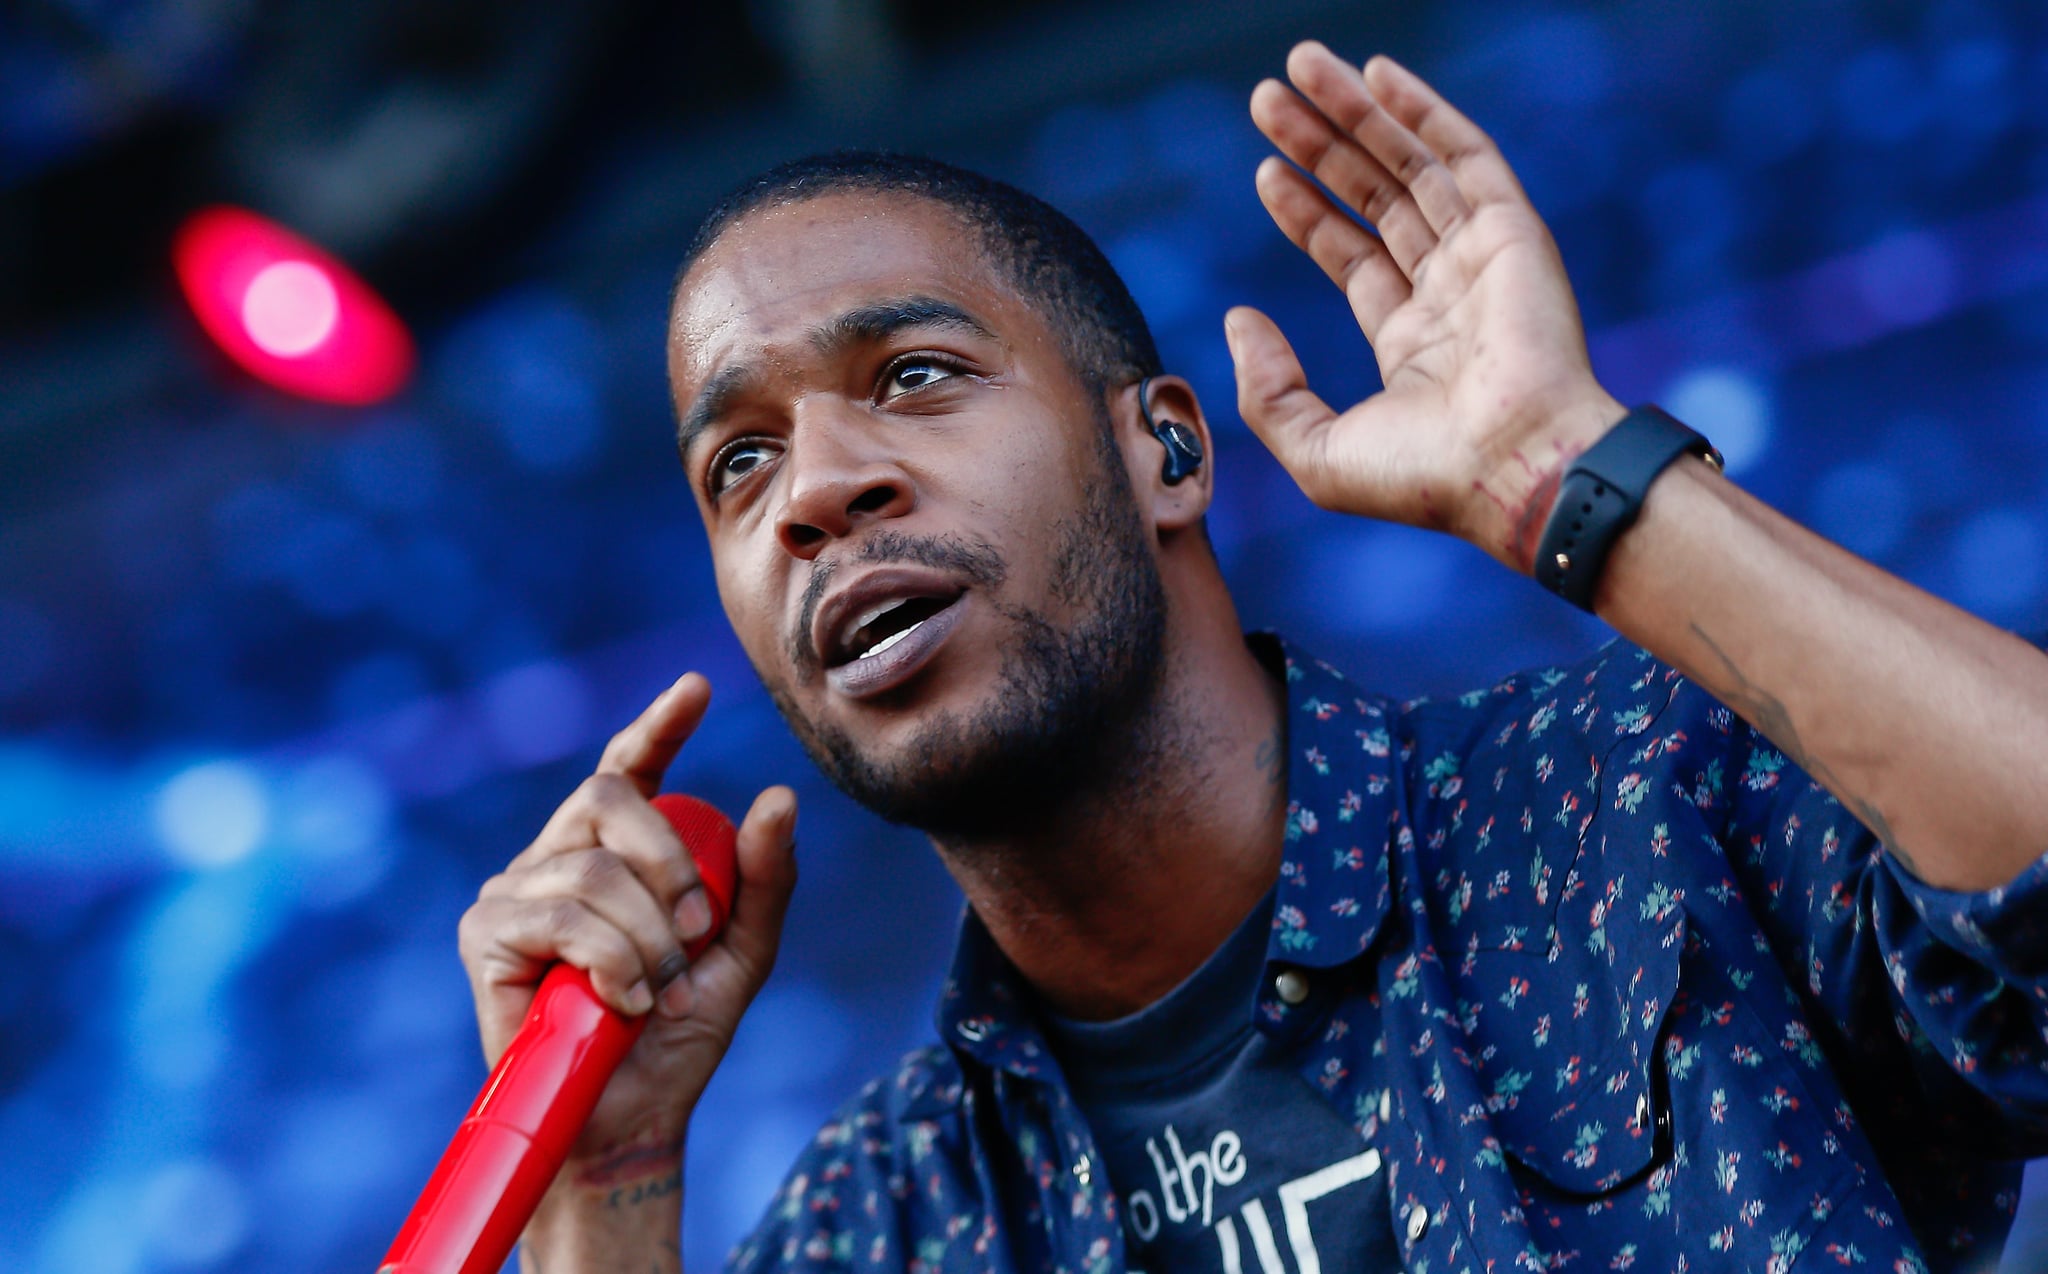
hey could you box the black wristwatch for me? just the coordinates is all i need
[1532,405,1722,612]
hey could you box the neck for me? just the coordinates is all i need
[933,611,1287,1022]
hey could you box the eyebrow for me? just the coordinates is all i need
[813,296,995,352]
[674,295,997,463]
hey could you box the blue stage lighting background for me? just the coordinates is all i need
[8,2,2048,1271]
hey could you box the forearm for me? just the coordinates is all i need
[1596,453,2048,891]
[520,1151,686,1274]
[1229,46,2048,889]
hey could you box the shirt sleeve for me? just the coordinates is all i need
[722,1044,1011,1274]
[723,1087,908,1273]
[1692,672,2048,1159]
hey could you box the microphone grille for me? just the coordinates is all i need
[650,793,738,952]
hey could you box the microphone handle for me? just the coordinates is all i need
[378,964,645,1274]
[381,793,735,1273]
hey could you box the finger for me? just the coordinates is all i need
[1250,76,1437,277]
[484,847,686,996]
[1361,53,1527,209]
[1285,42,1475,241]
[1223,305,1340,491]
[596,672,712,798]
[1254,157,1409,337]
[461,894,655,1027]
[515,772,705,921]
[664,785,798,1017]
[722,786,799,969]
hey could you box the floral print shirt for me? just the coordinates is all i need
[729,639,2048,1273]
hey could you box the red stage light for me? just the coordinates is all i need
[172,206,414,406]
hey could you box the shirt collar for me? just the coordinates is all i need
[930,635,1398,1080]
[1261,637,1398,970]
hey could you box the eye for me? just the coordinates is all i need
[707,438,777,497]
[880,356,962,400]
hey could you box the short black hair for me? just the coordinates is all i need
[671,151,1162,394]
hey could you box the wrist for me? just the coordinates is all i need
[554,1122,687,1204]
[1482,385,1626,571]
[1529,405,1724,608]
[525,1135,686,1274]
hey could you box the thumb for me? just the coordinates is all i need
[718,785,798,977]
[1225,305,1338,479]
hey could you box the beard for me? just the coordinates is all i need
[764,438,1170,843]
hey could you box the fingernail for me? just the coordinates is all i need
[626,979,654,1014]
[675,888,713,941]
[658,974,694,1018]
[655,951,689,989]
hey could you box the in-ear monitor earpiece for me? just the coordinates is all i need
[1138,376,1204,486]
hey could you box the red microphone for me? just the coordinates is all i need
[379,793,738,1274]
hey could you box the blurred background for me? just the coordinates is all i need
[7,0,2048,1270]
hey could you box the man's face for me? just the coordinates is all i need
[668,191,1167,837]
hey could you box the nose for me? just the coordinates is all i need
[773,405,915,559]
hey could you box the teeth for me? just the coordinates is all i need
[853,600,901,632]
[840,597,922,660]
[856,619,923,660]
[840,599,908,657]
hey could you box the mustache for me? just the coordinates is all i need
[789,531,1008,672]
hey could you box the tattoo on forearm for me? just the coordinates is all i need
[1687,623,1921,873]
[605,1169,681,1211]
[1255,729,1285,786]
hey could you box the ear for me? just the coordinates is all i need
[1118,374,1215,536]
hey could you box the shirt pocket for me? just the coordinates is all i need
[1458,906,1685,1196]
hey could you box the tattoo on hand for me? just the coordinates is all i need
[1688,623,1921,874]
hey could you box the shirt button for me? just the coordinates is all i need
[1275,969,1311,1005]
[1635,1092,1652,1129]
[1072,1154,1092,1187]
[1379,1089,1392,1123]
[1404,1203,1429,1242]
[956,1020,986,1042]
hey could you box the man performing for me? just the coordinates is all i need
[456,42,2048,1273]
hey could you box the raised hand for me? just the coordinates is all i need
[457,672,798,1173]
[1228,41,1625,571]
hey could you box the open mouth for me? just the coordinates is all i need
[818,584,969,699]
[832,594,958,667]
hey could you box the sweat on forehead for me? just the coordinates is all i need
[668,151,1163,394]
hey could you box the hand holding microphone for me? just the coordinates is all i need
[420,674,798,1273]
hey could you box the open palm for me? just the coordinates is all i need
[1228,43,1624,571]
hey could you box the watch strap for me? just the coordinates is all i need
[1533,405,1722,611]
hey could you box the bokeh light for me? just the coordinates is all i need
[240,261,339,357]
[171,206,413,405]
[152,760,268,870]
